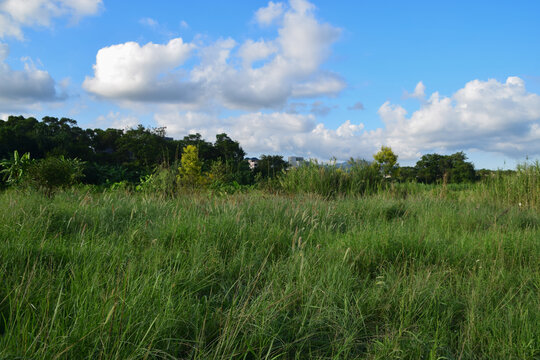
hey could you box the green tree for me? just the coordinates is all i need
[36,117,93,159]
[214,133,245,164]
[373,146,398,177]
[447,152,476,183]
[180,133,217,168]
[415,152,476,184]
[177,145,204,188]
[396,166,417,182]
[256,155,288,179]
[0,116,40,159]
[117,125,169,168]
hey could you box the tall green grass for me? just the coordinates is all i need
[0,173,538,359]
[0,163,540,359]
[279,160,382,197]
[476,160,540,209]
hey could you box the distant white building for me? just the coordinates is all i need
[247,157,259,170]
[288,156,305,168]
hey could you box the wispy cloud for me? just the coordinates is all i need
[139,17,158,27]
[0,0,103,39]
[347,101,364,111]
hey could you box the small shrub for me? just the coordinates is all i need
[136,165,177,196]
[24,156,84,196]
[108,180,133,192]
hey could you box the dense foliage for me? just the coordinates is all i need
[0,115,521,194]
[415,152,476,184]
[0,116,248,186]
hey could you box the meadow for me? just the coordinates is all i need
[0,167,539,359]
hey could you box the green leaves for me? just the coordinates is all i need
[415,152,476,184]
[25,156,85,196]
[177,145,204,188]
[373,146,399,178]
[0,150,33,185]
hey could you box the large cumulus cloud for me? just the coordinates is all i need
[381,77,540,159]
[0,0,102,109]
[84,0,345,109]
[83,38,198,103]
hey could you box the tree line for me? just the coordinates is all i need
[0,115,496,191]
[0,115,256,185]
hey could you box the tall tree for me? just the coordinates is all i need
[180,133,217,166]
[177,145,204,188]
[116,125,169,168]
[214,133,245,164]
[415,152,476,183]
[256,155,288,179]
[373,146,398,177]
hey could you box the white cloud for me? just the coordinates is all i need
[94,111,140,130]
[139,17,158,27]
[195,0,343,109]
[154,110,378,159]
[238,39,277,67]
[291,73,345,98]
[151,76,540,162]
[255,1,285,26]
[403,81,425,100]
[0,1,100,108]
[289,0,315,15]
[381,77,540,158]
[0,43,64,108]
[85,0,344,109]
[0,0,102,39]
[83,38,198,103]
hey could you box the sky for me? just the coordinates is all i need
[1,0,539,169]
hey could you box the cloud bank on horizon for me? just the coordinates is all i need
[0,0,539,164]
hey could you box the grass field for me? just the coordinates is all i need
[0,176,539,359]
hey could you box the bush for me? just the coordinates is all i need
[24,156,84,196]
[136,164,177,196]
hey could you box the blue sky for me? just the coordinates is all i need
[1,0,539,169]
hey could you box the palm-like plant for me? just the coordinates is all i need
[0,150,32,185]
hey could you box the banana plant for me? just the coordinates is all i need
[0,150,33,185]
